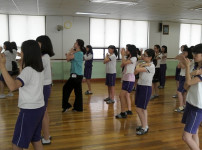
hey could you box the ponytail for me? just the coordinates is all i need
[108,45,118,57]
[76,39,86,53]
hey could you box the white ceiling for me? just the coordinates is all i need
[0,0,202,23]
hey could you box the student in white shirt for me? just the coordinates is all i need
[115,44,137,118]
[0,40,44,150]
[159,45,167,89]
[103,45,118,104]
[181,43,202,150]
[36,35,55,145]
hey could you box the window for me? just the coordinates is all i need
[179,24,202,49]
[0,14,9,47]
[9,15,45,47]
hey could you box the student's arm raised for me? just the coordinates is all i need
[0,54,22,91]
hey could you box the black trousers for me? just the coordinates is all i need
[62,75,83,111]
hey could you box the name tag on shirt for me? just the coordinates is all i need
[71,74,77,78]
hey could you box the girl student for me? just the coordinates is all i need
[36,35,55,145]
[181,44,202,150]
[174,47,194,113]
[0,40,45,150]
[159,45,167,89]
[150,45,161,99]
[135,49,155,135]
[103,45,118,104]
[84,45,93,95]
[10,42,19,78]
[172,45,188,98]
[0,41,16,98]
[62,39,85,112]
[115,45,137,119]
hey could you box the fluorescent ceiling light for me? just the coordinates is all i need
[76,12,108,16]
[90,0,138,5]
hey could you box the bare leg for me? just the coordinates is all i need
[136,107,147,129]
[86,79,91,91]
[110,86,115,100]
[193,129,199,147]
[177,91,183,107]
[119,90,127,112]
[42,108,50,140]
[182,131,200,150]
[108,86,110,98]
[32,141,43,150]
[126,92,131,111]
[154,82,159,96]
[183,92,187,106]
[12,144,23,150]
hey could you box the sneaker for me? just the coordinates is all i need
[115,112,127,119]
[150,95,155,100]
[7,92,14,97]
[126,110,133,115]
[72,108,83,112]
[106,99,115,104]
[41,136,52,140]
[154,95,159,98]
[136,128,149,135]
[158,86,164,89]
[85,90,93,95]
[41,138,51,145]
[136,126,142,131]
[0,94,6,99]
[174,107,184,113]
[172,94,178,98]
[104,97,110,101]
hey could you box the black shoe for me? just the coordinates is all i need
[72,108,83,112]
[126,110,133,115]
[136,128,149,135]
[115,112,127,119]
[136,126,142,131]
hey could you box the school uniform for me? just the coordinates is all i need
[182,66,202,134]
[152,54,161,83]
[12,67,45,149]
[105,54,117,86]
[42,54,52,107]
[84,53,93,79]
[122,57,137,93]
[11,49,19,76]
[62,51,83,111]
[160,53,167,87]
[135,62,155,109]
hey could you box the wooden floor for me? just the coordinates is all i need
[0,79,201,150]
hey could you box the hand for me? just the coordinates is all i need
[0,53,6,69]
[121,48,125,56]
[106,53,109,57]
[140,49,143,54]
[181,56,190,67]
[190,69,202,76]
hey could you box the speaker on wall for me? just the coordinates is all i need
[159,23,162,32]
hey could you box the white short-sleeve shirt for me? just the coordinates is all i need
[4,50,15,71]
[106,54,117,74]
[122,57,137,82]
[42,54,52,85]
[138,62,155,86]
[180,60,194,76]
[17,67,44,109]
[160,53,167,64]
[84,54,93,60]
[156,54,162,68]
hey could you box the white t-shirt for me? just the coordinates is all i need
[12,49,17,61]
[4,50,15,71]
[138,62,155,86]
[42,54,52,85]
[106,54,117,74]
[180,60,194,76]
[156,54,162,68]
[84,54,93,60]
[122,57,137,82]
[17,67,44,109]
[186,74,202,109]
[160,53,167,64]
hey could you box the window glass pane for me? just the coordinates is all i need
[90,18,105,47]
[0,14,8,47]
[179,24,191,48]
[105,19,119,47]
[190,24,201,46]
[92,49,104,59]
[9,15,45,47]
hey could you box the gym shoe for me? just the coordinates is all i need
[41,136,52,140]
[106,99,115,104]
[0,94,6,99]
[7,92,14,97]
[136,126,142,131]
[150,95,155,100]
[126,110,133,115]
[115,112,127,119]
[158,86,164,89]
[172,94,178,98]
[41,138,51,145]
[136,128,149,135]
[85,90,93,95]
[104,97,110,101]
[174,107,184,113]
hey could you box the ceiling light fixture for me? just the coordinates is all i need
[89,0,138,6]
[75,12,108,16]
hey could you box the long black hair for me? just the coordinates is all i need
[154,44,161,53]
[21,40,44,72]
[145,49,156,66]
[4,41,13,53]
[183,47,193,59]
[162,45,167,53]
[127,44,137,58]
[10,42,18,50]
[85,45,93,55]
[192,44,202,68]
[108,45,118,57]
[76,39,86,53]
[36,35,55,57]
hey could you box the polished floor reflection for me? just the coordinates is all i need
[0,79,201,150]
